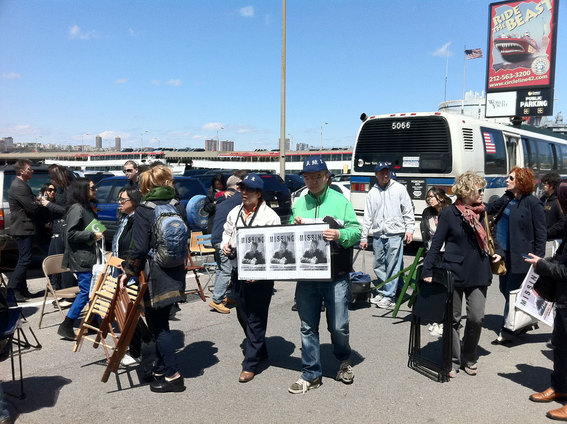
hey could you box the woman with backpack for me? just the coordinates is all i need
[57,178,104,341]
[120,164,188,393]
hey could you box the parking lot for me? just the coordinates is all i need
[0,247,558,424]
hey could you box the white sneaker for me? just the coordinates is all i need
[370,294,384,305]
[120,353,141,367]
[288,376,322,394]
[376,297,395,309]
[336,360,354,384]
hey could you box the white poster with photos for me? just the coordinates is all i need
[237,224,331,281]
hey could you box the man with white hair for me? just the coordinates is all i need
[209,172,246,314]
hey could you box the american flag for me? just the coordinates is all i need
[465,48,483,60]
[483,132,496,154]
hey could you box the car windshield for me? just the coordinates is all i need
[2,171,51,202]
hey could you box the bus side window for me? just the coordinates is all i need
[559,145,567,173]
[537,141,555,171]
[481,128,506,175]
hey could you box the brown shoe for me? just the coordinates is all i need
[239,370,255,383]
[530,388,567,403]
[209,300,230,314]
[547,404,567,421]
[223,297,236,305]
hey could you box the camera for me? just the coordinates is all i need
[228,247,237,260]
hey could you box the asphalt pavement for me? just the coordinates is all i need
[0,247,558,424]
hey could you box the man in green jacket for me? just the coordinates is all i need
[288,156,361,394]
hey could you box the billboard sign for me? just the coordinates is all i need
[486,0,558,92]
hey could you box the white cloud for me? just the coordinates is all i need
[0,124,36,135]
[2,72,21,79]
[240,6,254,17]
[433,42,452,57]
[236,125,255,134]
[151,80,161,85]
[129,28,135,37]
[202,122,224,131]
[166,79,182,87]
[69,24,98,40]
[97,130,131,139]
[115,78,128,84]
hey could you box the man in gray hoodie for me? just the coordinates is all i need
[359,162,414,309]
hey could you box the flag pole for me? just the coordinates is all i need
[461,45,466,115]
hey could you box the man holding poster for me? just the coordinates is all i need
[288,156,361,394]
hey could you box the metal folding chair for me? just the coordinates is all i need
[196,233,217,293]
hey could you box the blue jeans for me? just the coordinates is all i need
[9,235,33,290]
[372,235,404,299]
[67,271,92,320]
[212,244,233,304]
[295,276,351,381]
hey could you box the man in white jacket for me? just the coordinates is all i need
[359,162,414,309]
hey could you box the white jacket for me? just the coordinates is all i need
[361,180,415,239]
[221,200,281,250]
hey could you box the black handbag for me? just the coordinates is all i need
[533,275,556,302]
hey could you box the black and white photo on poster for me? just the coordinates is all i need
[299,232,328,271]
[236,224,331,281]
[268,232,296,271]
[238,233,266,272]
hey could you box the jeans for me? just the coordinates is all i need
[372,235,404,300]
[452,286,487,369]
[0,381,9,422]
[9,235,33,290]
[67,271,92,320]
[212,244,233,304]
[146,304,177,377]
[498,272,526,335]
[295,276,351,381]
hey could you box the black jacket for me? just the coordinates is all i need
[62,203,98,272]
[423,204,504,287]
[536,238,567,305]
[114,214,135,259]
[8,177,40,236]
[541,192,563,238]
[486,192,546,274]
[45,189,69,236]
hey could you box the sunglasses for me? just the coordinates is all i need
[507,175,515,181]
[478,188,485,194]
[46,188,55,192]
[123,169,135,174]
[89,186,97,191]
[118,197,130,204]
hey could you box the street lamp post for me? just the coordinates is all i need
[81,133,90,152]
[320,122,328,150]
[216,126,224,151]
[287,133,293,151]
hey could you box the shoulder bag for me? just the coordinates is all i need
[484,211,507,275]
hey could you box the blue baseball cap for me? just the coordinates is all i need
[375,162,391,172]
[237,173,264,190]
[301,156,328,174]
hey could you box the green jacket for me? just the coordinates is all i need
[290,186,361,276]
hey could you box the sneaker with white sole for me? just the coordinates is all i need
[288,376,322,394]
[376,297,395,309]
[369,294,384,305]
[336,360,354,384]
[120,353,141,367]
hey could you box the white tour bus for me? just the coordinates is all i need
[350,111,567,242]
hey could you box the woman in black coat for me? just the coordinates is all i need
[423,171,503,378]
[486,166,546,344]
[526,183,567,421]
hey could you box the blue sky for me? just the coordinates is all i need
[1,0,565,151]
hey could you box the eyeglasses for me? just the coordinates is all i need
[118,197,130,204]
[507,175,515,181]
[46,188,55,192]
[123,169,135,174]
[478,188,485,194]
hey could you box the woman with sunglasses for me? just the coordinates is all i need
[58,178,104,341]
[487,166,546,345]
[423,171,503,378]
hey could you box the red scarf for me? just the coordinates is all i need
[454,199,489,255]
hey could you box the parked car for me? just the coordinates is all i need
[291,182,350,207]
[0,165,52,252]
[95,175,207,247]
[285,174,304,192]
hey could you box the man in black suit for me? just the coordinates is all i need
[8,159,40,301]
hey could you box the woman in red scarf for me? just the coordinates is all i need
[422,171,503,378]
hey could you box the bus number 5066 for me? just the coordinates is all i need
[392,121,410,130]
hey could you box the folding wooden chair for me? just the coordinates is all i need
[184,232,208,302]
[100,280,147,382]
[196,233,218,292]
[38,254,80,329]
[74,253,126,352]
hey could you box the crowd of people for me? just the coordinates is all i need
[4,156,567,421]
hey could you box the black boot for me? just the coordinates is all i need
[57,316,76,341]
